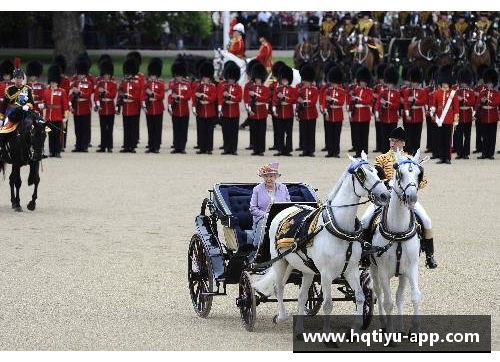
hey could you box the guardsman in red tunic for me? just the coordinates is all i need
[297,64,318,157]
[267,61,283,151]
[228,23,245,59]
[374,66,401,153]
[454,68,476,159]
[192,61,217,154]
[349,66,373,157]
[423,65,438,155]
[476,68,499,159]
[319,61,336,153]
[241,59,260,149]
[69,56,93,152]
[0,59,14,123]
[430,66,460,164]
[40,65,69,158]
[168,62,191,154]
[473,64,488,154]
[53,55,71,150]
[94,60,117,153]
[126,51,146,91]
[272,65,297,156]
[144,58,165,154]
[244,62,269,156]
[217,61,242,155]
[320,66,346,158]
[373,63,387,153]
[255,23,273,73]
[26,60,45,114]
[403,67,428,155]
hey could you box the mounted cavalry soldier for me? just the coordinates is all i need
[351,12,384,62]
[0,58,34,130]
[452,12,470,38]
[228,23,246,60]
[255,22,273,73]
[361,126,437,269]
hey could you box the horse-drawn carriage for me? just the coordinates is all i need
[187,182,375,331]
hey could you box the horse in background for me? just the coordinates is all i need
[293,38,316,70]
[470,30,493,73]
[314,34,337,84]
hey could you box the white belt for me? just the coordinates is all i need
[459,106,472,110]
[102,98,114,102]
[123,99,135,103]
[354,104,369,108]
[482,106,495,110]
[411,106,425,110]
[77,98,89,102]
[330,105,343,109]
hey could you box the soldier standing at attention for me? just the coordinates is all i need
[144,58,165,154]
[94,59,117,153]
[168,62,191,154]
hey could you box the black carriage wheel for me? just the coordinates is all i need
[238,271,256,331]
[360,269,374,330]
[304,281,323,316]
[188,234,214,318]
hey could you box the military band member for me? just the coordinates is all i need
[192,61,217,155]
[26,60,45,114]
[40,65,69,158]
[144,58,165,154]
[272,65,297,156]
[374,66,401,153]
[349,66,373,158]
[430,66,459,164]
[454,68,476,159]
[360,126,437,269]
[297,64,318,157]
[228,23,245,59]
[476,67,499,159]
[402,67,428,155]
[168,62,191,154]
[94,60,117,153]
[218,61,242,155]
[118,58,144,153]
[244,62,269,156]
[320,66,345,158]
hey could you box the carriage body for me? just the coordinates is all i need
[188,182,374,331]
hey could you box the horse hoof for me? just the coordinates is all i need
[27,201,36,211]
[324,341,340,349]
[15,206,23,212]
[273,315,278,324]
[273,314,289,324]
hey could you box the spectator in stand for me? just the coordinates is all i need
[295,12,308,43]
[258,11,272,24]
[281,12,295,31]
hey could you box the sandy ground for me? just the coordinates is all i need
[0,114,499,350]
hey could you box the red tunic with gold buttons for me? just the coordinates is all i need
[256,42,273,70]
[167,79,192,117]
[349,85,373,122]
[476,89,500,123]
[456,87,476,123]
[118,77,144,116]
[217,81,242,118]
[42,87,69,121]
[297,83,318,120]
[374,88,401,123]
[244,83,269,120]
[431,89,460,125]
[272,84,298,119]
[69,77,93,115]
[403,87,428,123]
[320,85,346,122]
[94,78,117,116]
[145,79,165,116]
[191,81,217,118]
[28,81,46,113]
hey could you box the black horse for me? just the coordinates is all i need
[0,107,47,212]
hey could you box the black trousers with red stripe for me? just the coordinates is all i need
[454,122,472,157]
[146,114,163,151]
[351,122,370,157]
[221,116,239,153]
[123,115,140,150]
[99,114,115,150]
[48,121,63,154]
[481,122,498,158]
[74,114,91,151]
[172,116,189,152]
[325,121,342,156]
[436,123,453,161]
[275,118,293,154]
[404,122,423,156]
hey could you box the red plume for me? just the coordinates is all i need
[14,57,21,69]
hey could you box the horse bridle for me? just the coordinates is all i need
[393,159,420,203]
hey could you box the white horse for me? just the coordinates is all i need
[213,49,302,87]
[253,152,391,339]
[370,149,425,339]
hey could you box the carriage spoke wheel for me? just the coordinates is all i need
[360,269,374,330]
[238,271,256,331]
[188,234,213,318]
[304,281,323,316]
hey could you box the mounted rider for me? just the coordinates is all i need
[0,58,34,129]
[350,12,384,61]
[228,23,246,60]
[255,22,273,73]
[361,126,437,269]
[473,12,497,62]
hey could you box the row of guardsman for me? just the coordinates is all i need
[0,51,498,161]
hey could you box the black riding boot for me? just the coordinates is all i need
[421,238,437,269]
[360,229,372,268]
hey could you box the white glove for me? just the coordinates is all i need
[63,118,68,124]
[38,103,45,110]
[374,111,379,121]
[22,105,29,111]
[437,122,442,128]
[405,110,410,118]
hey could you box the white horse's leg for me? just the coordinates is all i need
[407,262,422,334]
[378,266,395,333]
[294,272,314,337]
[395,275,408,333]
[370,263,387,329]
[344,267,364,332]
[274,259,290,323]
[321,272,333,334]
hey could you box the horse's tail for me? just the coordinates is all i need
[252,267,276,297]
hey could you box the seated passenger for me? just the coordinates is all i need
[249,162,290,247]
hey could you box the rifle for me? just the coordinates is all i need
[196,82,204,109]
[71,81,80,110]
[115,79,127,115]
[145,82,153,110]
[250,84,257,113]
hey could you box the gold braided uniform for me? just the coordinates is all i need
[475,19,492,33]
[454,22,469,36]
[321,19,337,37]
[356,18,374,36]
[344,22,355,35]
[354,18,384,58]
[374,149,427,189]
[436,18,451,38]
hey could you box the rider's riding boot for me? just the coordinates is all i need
[422,238,437,269]
[360,229,372,268]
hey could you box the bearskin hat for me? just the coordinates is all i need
[278,65,294,83]
[251,62,267,81]
[401,64,412,81]
[0,59,14,77]
[356,66,371,84]
[246,59,261,76]
[323,60,336,82]
[123,58,139,76]
[75,55,90,75]
[376,63,387,80]
[437,65,454,85]
[327,66,344,84]
[26,60,43,77]
[483,67,499,86]
[199,61,214,79]
[257,22,271,41]
[47,64,61,85]
[98,54,112,66]
[300,64,315,82]
[171,61,187,77]
[53,55,67,73]
[223,61,241,81]
[457,67,474,85]
[384,66,400,85]
[99,60,114,77]
[126,51,142,65]
[409,67,423,83]
[147,57,163,77]
[271,61,286,77]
